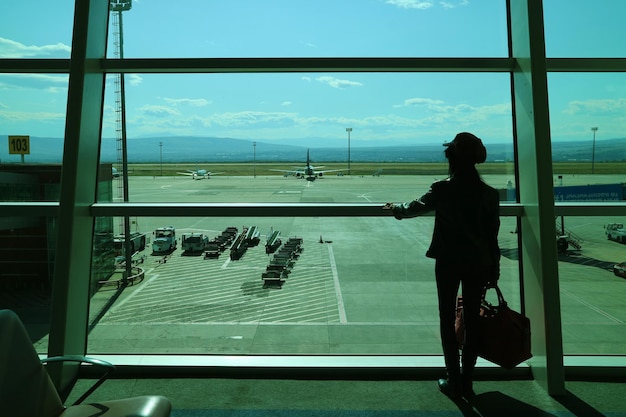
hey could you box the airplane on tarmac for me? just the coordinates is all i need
[271,149,345,181]
[177,167,224,180]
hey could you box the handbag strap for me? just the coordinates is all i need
[482,284,507,308]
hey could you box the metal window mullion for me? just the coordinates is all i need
[48,0,110,393]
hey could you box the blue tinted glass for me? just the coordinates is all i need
[107,0,508,58]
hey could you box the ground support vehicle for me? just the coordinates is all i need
[261,237,303,288]
[113,232,146,257]
[203,243,221,259]
[244,226,261,247]
[230,227,249,260]
[261,269,289,288]
[605,223,626,243]
[204,227,238,259]
[182,232,209,253]
[152,226,177,254]
[265,229,282,254]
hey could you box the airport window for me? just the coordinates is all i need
[100,72,514,203]
[1,2,74,60]
[543,0,626,58]
[547,73,626,153]
[74,216,520,355]
[556,216,626,355]
[2,0,626,378]
[107,1,508,59]
[0,74,69,175]
[546,71,626,353]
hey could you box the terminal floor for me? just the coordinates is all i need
[68,376,626,416]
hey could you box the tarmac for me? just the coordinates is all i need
[35,173,626,357]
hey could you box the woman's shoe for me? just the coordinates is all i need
[437,378,461,399]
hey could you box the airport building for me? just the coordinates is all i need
[1,0,625,409]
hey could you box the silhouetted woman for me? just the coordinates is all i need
[384,132,500,400]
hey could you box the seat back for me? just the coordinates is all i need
[0,309,64,417]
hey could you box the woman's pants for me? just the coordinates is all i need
[435,261,490,382]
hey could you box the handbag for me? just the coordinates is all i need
[476,284,533,369]
[455,285,532,369]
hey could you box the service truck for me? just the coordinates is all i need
[605,223,626,243]
[152,226,177,253]
[182,232,209,253]
[113,232,146,256]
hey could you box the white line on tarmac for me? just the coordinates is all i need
[327,244,348,324]
[109,273,160,313]
[561,288,624,324]
[221,258,232,269]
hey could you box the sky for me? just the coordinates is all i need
[1,0,626,153]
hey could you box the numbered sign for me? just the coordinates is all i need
[8,135,30,155]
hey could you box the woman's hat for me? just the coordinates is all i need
[443,132,487,164]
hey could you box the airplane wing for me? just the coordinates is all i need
[270,169,301,174]
[316,168,345,174]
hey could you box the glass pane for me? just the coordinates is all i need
[99,72,514,202]
[556,216,626,355]
[548,73,626,354]
[0,216,54,354]
[0,74,68,170]
[544,0,626,58]
[548,73,626,168]
[1,1,74,59]
[87,215,518,354]
[107,1,508,58]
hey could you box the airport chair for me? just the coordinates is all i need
[0,309,171,417]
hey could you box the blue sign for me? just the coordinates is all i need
[554,183,623,202]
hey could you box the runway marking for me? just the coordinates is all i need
[328,243,348,324]
[100,241,342,325]
[98,321,439,326]
[109,273,160,313]
[561,288,624,324]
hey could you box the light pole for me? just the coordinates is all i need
[159,141,163,176]
[253,141,256,178]
[591,127,598,174]
[110,0,133,283]
[346,128,352,175]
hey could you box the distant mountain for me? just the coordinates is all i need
[1,135,625,164]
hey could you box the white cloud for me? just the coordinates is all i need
[201,111,297,128]
[0,37,70,58]
[316,76,363,89]
[440,0,469,8]
[281,101,292,106]
[563,98,626,115]
[386,0,434,10]
[396,97,509,117]
[127,74,143,86]
[397,97,446,107]
[162,98,211,107]
[137,105,181,117]
[0,73,68,93]
[0,109,65,122]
